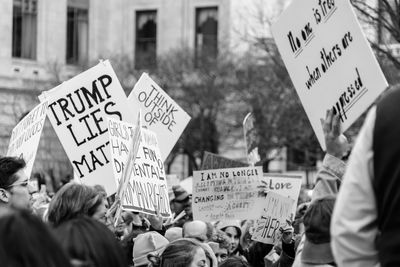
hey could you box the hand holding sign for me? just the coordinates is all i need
[320,109,349,159]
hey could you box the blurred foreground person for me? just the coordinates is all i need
[133,231,169,267]
[0,157,33,210]
[149,238,211,267]
[0,207,71,267]
[47,183,108,227]
[54,216,127,267]
[331,86,400,267]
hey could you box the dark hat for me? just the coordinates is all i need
[301,196,336,264]
[172,185,189,202]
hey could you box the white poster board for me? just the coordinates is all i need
[192,166,263,222]
[243,113,260,165]
[7,101,48,177]
[252,191,294,245]
[108,118,172,217]
[39,60,136,195]
[128,73,191,160]
[272,0,388,149]
[261,173,302,218]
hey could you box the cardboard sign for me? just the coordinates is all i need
[7,101,48,177]
[201,151,247,170]
[261,173,302,218]
[272,0,388,149]
[108,118,172,217]
[252,191,294,245]
[128,73,191,160]
[192,166,263,222]
[243,113,260,165]
[39,60,136,195]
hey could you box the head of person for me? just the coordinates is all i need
[165,227,183,242]
[0,207,71,267]
[170,185,192,226]
[209,229,230,264]
[183,220,214,242]
[219,256,251,267]
[150,238,208,267]
[217,220,242,255]
[133,231,169,267]
[53,216,127,267]
[0,156,32,210]
[47,183,107,227]
[301,196,336,265]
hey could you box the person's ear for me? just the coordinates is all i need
[0,188,10,204]
[147,253,161,266]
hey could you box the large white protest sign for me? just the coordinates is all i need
[128,73,191,160]
[107,118,172,217]
[7,101,48,177]
[39,60,136,195]
[261,173,302,218]
[272,0,388,149]
[192,166,263,222]
[252,191,294,245]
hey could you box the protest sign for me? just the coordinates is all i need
[107,117,172,217]
[192,166,263,222]
[39,60,137,195]
[201,151,247,170]
[272,0,388,149]
[261,173,302,217]
[7,101,48,177]
[128,73,191,160]
[243,113,260,165]
[252,191,294,245]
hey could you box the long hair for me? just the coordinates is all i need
[47,183,103,227]
[53,216,127,267]
[0,208,71,267]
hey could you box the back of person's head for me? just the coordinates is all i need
[53,216,127,267]
[0,156,26,189]
[164,227,183,242]
[150,238,207,267]
[47,183,103,227]
[133,231,169,267]
[0,207,71,267]
[219,256,251,267]
[301,196,336,264]
[183,220,214,242]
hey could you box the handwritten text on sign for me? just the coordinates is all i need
[192,167,263,222]
[108,118,172,217]
[272,0,387,149]
[7,101,48,177]
[252,191,294,245]
[40,60,136,195]
[128,73,191,160]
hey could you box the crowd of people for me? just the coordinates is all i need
[1,86,399,267]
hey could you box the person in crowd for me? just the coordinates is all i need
[183,220,214,242]
[0,207,72,267]
[331,86,400,267]
[47,183,108,227]
[208,230,230,264]
[165,227,183,242]
[219,256,252,267]
[292,196,336,267]
[240,220,255,251]
[133,231,169,267]
[170,185,192,227]
[265,223,297,267]
[0,156,33,210]
[217,220,244,257]
[53,216,127,267]
[149,238,213,267]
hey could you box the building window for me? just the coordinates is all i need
[135,10,157,69]
[195,7,218,64]
[12,0,37,59]
[66,0,89,65]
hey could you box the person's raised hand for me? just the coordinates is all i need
[321,109,349,159]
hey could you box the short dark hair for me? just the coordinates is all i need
[54,216,127,267]
[0,208,71,267]
[0,156,26,189]
[47,183,104,227]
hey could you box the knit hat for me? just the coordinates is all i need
[165,227,183,242]
[133,231,169,266]
[172,185,190,202]
[301,196,335,264]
